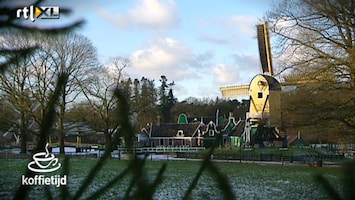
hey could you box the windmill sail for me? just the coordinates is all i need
[257,22,273,76]
[219,22,275,98]
[220,84,249,98]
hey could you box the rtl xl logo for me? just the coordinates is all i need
[16,5,60,22]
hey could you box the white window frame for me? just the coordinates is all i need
[177,130,184,137]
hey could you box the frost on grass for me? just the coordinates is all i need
[0,159,343,199]
[229,174,333,200]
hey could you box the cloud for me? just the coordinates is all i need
[212,64,240,85]
[128,41,261,100]
[98,0,179,32]
[199,34,229,45]
[128,37,217,101]
[129,38,195,80]
[225,16,259,35]
[197,15,259,49]
[212,53,261,86]
[232,53,261,73]
[189,50,215,69]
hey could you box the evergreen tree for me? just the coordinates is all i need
[132,78,140,112]
[158,75,176,122]
[167,88,177,110]
[120,78,132,104]
[140,77,157,109]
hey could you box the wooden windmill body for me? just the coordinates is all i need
[220,23,285,147]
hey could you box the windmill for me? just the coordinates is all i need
[220,22,286,147]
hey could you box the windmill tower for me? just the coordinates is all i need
[220,22,285,147]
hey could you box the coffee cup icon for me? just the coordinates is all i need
[28,143,61,173]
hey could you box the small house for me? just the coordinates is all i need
[220,113,245,148]
[140,114,204,147]
[202,121,221,148]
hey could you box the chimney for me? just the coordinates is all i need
[229,112,235,124]
[157,115,161,126]
[229,112,233,118]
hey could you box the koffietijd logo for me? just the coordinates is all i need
[22,143,67,187]
[22,174,67,188]
[16,5,60,22]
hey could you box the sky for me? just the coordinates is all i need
[14,0,276,101]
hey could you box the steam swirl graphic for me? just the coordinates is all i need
[28,143,61,173]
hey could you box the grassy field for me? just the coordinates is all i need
[0,157,345,199]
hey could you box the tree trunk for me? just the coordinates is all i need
[20,129,27,154]
[105,131,112,149]
[58,115,65,154]
[58,93,66,155]
[20,112,27,154]
[104,129,112,158]
[350,47,355,88]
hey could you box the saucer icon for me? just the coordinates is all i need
[28,143,61,173]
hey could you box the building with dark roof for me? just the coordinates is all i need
[141,122,204,147]
[139,112,248,148]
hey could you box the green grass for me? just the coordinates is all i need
[0,157,345,199]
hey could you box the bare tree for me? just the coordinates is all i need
[43,33,98,154]
[266,0,355,139]
[27,38,57,127]
[0,0,83,73]
[267,0,355,86]
[0,31,97,153]
[78,56,130,150]
[0,0,83,154]
[0,31,40,153]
